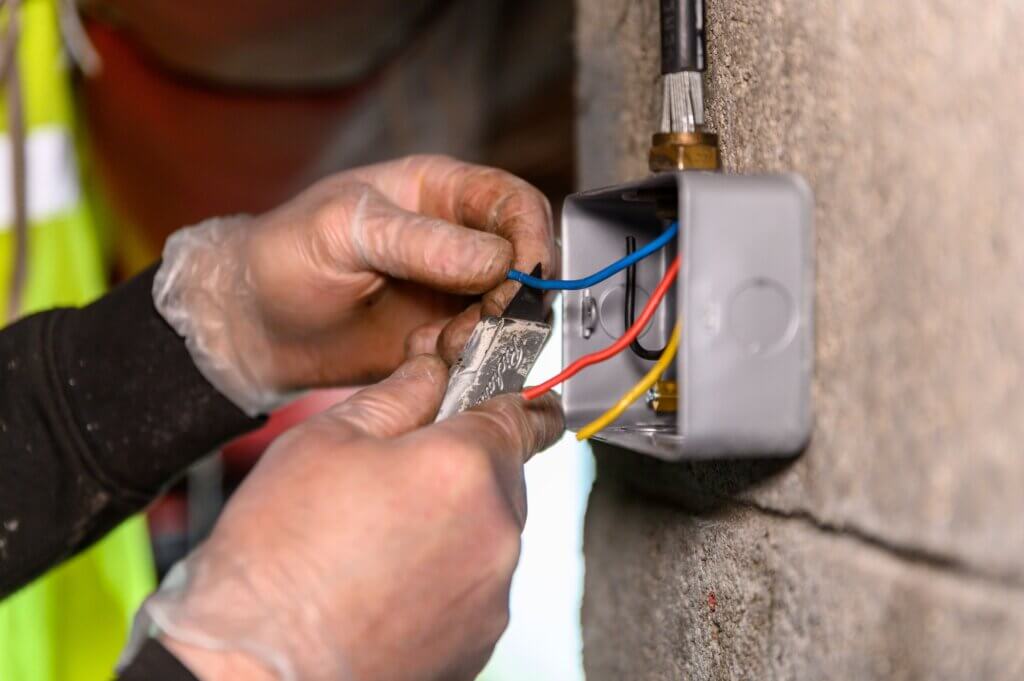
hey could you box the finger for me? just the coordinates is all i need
[428,392,564,466]
[480,278,522,318]
[348,155,558,289]
[437,303,482,366]
[421,393,564,525]
[438,289,556,364]
[468,393,564,464]
[417,157,557,280]
[319,354,449,439]
[474,395,561,524]
[405,317,451,358]
[348,186,513,295]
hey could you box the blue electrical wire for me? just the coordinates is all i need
[507,221,679,291]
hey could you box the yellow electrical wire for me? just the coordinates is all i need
[576,323,682,441]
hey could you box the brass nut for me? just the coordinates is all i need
[648,132,720,172]
[646,380,678,414]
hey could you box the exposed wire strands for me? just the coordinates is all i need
[658,0,705,133]
[508,222,678,291]
[660,71,704,133]
[522,257,680,400]
[576,323,681,440]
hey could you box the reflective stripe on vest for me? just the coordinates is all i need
[0,126,80,228]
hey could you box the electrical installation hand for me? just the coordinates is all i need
[153,155,557,415]
[142,354,565,681]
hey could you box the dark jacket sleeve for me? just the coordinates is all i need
[117,639,199,681]
[0,264,263,598]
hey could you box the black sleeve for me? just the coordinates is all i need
[0,264,263,598]
[117,639,199,681]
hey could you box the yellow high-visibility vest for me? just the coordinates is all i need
[0,1,155,679]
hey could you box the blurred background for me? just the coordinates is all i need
[0,1,588,679]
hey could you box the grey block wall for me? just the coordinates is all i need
[576,1,1024,678]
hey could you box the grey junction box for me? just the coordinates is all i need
[560,171,814,460]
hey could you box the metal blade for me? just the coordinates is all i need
[435,264,551,421]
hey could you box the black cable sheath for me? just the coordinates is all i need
[625,236,667,360]
[660,0,705,73]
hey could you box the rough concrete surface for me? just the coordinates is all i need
[584,476,1024,681]
[577,0,1024,676]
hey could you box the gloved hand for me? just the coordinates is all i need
[141,355,564,681]
[153,155,557,415]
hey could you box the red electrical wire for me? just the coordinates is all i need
[522,256,680,401]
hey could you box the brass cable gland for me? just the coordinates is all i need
[648,131,720,173]
[643,130,719,415]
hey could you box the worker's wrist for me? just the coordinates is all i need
[161,636,278,681]
[153,214,296,417]
[139,546,345,681]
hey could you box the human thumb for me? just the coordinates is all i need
[317,354,450,439]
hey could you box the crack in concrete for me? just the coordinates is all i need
[733,498,1024,592]
[592,449,1024,593]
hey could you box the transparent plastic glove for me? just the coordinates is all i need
[139,355,564,681]
[153,155,557,416]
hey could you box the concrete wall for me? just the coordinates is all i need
[576,1,1024,678]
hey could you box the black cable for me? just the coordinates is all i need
[624,236,667,361]
[659,0,705,74]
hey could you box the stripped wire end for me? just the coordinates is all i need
[660,71,705,134]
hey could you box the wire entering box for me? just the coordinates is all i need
[560,171,814,460]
